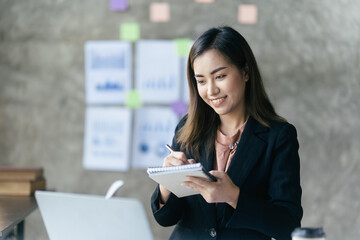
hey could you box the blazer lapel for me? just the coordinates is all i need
[226,116,268,187]
[217,117,268,226]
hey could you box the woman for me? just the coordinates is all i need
[151,26,303,240]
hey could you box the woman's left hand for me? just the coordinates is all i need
[182,170,240,209]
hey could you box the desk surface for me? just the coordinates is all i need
[0,196,37,238]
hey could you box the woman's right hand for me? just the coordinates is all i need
[159,151,195,205]
[162,151,195,167]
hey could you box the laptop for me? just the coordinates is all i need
[35,191,153,240]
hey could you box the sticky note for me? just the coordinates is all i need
[175,38,191,57]
[171,100,188,117]
[195,0,214,3]
[120,23,140,42]
[109,0,128,11]
[150,3,170,22]
[238,5,258,24]
[125,90,142,108]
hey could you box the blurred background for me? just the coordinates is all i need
[0,0,359,239]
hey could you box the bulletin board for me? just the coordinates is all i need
[82,0,259,171]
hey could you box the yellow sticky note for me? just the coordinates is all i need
[125,90,142,108]
[238,5,258,24]
[150,3,170,22]
[175,38,191,57]
[195,0,214,3]
[120,23,140,42]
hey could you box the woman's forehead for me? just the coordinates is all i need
[193,49,231,70]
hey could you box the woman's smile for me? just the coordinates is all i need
[210,96,227,107]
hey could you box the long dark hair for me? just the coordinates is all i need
[177,26,285,158]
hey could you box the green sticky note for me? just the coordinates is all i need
[175,38,191,57]
[125,90,142,108]
[120,23,140,42]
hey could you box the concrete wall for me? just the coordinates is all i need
[1,0,359,239]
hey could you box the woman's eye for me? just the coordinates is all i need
[216,75,226,79]
[197,79,205,84]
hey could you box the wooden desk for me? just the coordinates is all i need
[0,196,37,240]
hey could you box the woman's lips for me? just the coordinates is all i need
[210,97,226,107]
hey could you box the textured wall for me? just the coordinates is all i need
[0,0,359,239]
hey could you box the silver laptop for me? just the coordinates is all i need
[35,191,153,240]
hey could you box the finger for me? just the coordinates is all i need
[182,181,205,193]
[209,170,226,179]
[163,157,184,167]
[186,176,213,188]
[188,159,196,164]
[163,152,189,167]
[164,158,187,167]
[171,152,189,163]
[171,151,187,160]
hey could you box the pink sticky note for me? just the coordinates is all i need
[171,100,188,118]
[150,3,170,22]
[195,0,214,3]
[238,5,258,24]
[109,0,128,11]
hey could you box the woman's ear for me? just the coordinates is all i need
[244,64,249,82]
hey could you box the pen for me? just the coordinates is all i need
[165,144,174,153]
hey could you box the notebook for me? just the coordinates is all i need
[147,163,216,198]
[35,191,153,240]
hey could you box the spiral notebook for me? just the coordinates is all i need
[147,163,216,198]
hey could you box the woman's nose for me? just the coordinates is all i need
[208,80,219,95]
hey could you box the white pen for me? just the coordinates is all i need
[165,144,174,153]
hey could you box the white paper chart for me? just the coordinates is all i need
[85,41,132,104]
[132,107,179,169]
[135,40,181,104]
[83,107,132,171]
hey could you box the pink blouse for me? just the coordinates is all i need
[214,121,247,172]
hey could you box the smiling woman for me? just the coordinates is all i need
[193,49,248,133]
[151,26,303,240]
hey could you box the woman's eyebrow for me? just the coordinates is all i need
[211,66,227,75]
[194,66,227,78]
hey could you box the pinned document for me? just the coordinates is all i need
[83,107,132,171]
[85,41,132,104]
[135,40,181,104]
[132,107,179,169]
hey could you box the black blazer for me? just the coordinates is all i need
[151,116,303,240]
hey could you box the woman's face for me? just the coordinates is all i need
[193,49,248,119]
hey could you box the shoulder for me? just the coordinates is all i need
[265,119,299,149]
[268,119,297,138]
[249,116,298,143]
[269,119,296,133]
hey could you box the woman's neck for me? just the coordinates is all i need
[219,113,248,136]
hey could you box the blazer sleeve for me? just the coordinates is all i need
[226,123,303,240]
[150,116,188,227]
[151,185,186,226]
